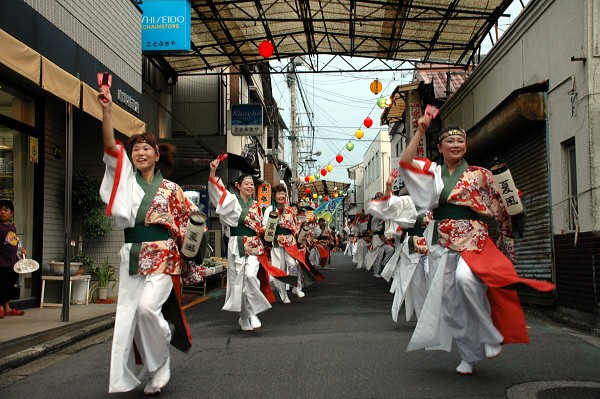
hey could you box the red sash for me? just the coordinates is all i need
[461,237,555,344]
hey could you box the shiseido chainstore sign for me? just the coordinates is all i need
[140,0,191,52]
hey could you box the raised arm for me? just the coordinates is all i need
[400,114,431,168]
[98,87,117,153]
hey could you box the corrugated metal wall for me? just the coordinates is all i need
[470,126,554,303]
[171,75,220,136]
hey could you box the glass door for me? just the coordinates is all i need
[0,84,37,301]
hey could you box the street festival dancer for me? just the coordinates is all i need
[263,184,312,303]
[98,87,196,394]
[399,110,555,375]
[351,210,370,269]
[368,173,430,322]
[208,158,295,331]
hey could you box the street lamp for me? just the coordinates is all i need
[305,157,317,169]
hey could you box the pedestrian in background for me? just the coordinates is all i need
[98,87,196,395]
[0,199,25,318]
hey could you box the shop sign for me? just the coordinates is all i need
[258,183,271,208]
[231,104,263,136]
[29,136,38,163]
[140,0,191,52]
[117,90,140,114]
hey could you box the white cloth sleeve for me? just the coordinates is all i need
[367,195,418,229]
[100,144,136,229]
[398,159,443,210]
[208,176,242,227]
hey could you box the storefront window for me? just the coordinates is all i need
[0,84,36,301]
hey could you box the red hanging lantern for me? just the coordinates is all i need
[305,188,311,194]
[320,168,327,176]
[258,40,274,58]
[363,116,373,128]
[324,196,329,201]
[304,176,310,183]
[336,154,343,163]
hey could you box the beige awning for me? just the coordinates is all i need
[0,28,40,83]
[41,57,81,107]
[0,28,145,136]
[82,83,145,136]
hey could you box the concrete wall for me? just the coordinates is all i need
[441,0,596,233]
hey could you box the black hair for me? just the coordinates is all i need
[273,183,287,193]
[235,174,254,185]
[0,199,14,214]
[127,133,176,178]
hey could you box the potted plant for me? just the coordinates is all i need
[51,250,93,275]
[91,257,117,302]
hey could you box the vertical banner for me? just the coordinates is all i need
[140,0,191,52]
[406,90,426,158]
[29,136,39,163]
[390,157,403,191]
[258,183,271,208]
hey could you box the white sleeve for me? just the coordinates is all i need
[398,159,443,210]
[99,144,136,229]
[208,176,242,227]
[262,205,273,226]
[367,195,418,229]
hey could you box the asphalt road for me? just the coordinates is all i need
[1,252,599,398]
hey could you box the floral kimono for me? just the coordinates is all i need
[100,143,196,393]
[399,157,555,363]
[208,177,294,313]
[263,205,324,301]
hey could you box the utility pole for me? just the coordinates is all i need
[288,63,299,202]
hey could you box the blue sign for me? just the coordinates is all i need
[231,104,263,136]
[140,0,191,52]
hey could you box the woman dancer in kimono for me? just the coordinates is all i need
[352,211,370,269]
[368,173,429,322]
[263,184,305,303]
[98,88,196,395]
[399,115,555,375]
[208,159,293,331]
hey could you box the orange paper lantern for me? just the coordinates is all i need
[370,79,382,95]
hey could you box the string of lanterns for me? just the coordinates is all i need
[256,40,395,204]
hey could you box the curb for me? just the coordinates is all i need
[0,315,115,374]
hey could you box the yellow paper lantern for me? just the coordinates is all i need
[326,164,333,172]
[309,175,315,182]
[334,193,339,198]
[312,193,318,199]
[370,79,382,95]
[355,128,364,139]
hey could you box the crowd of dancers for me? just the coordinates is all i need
[98,84,554,394]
